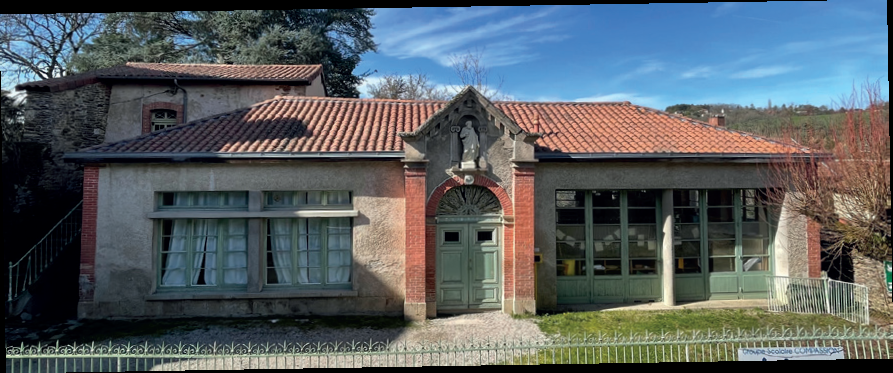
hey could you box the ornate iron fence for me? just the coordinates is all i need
[6,326,891,370]
[7,201,83,310]
[767,275,870,325]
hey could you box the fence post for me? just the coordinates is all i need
[822,275,832,315]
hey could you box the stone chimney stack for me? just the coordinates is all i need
[709,113,726,127]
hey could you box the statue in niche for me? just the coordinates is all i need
[459,120,479,169]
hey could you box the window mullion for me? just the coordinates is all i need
[735,190,742,278]
[584,191,593,297]
[620,191,629,278]
[292,219,299,286]
[321,218,329,287]
[700,190,708,287]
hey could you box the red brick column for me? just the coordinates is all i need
[512,165,536,314]
[404,165,428,321]
[79,166,100,305]
[807,219,822,278]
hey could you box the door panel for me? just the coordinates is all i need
[437,223,501,310]
[709,275,739,296]
[437,226,468,308]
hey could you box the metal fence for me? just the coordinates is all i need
[767,276,871,325]
[6,327,891,370]
[7,201,83,307]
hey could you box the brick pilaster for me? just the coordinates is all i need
[512,166,536,311]
[807,219,822,278]
[79,165,100,303]
[404,166,428,307]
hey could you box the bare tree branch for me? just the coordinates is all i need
[0,13,103,85]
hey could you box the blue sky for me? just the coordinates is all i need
[357,2,888,110]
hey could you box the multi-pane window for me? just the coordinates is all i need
[265,191,352,208]
[264,191,353,288]
[591,191,622,276]
[555,190,660,277]
[151,109,178,132]
[626,191,659,275]
[157,192,249,288]
[672,189,775,275]
[556,191,586,277]
[741,189,772,272]
[673,190,702,274]
[266,218,352,288]
[707,190,737,273]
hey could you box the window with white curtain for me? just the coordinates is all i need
[264,191,353,289]
[157,192,248,289]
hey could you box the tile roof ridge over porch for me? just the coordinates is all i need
[64,95,812,163]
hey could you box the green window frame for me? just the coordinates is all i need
[672,189,776,275]
[155,191,250,291]
[555,190,661,278]
[264,191,352,209]
[264,217,353,289]
[158,191,248,210]
[157,218,249,290]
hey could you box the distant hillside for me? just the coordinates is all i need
[665,102,889,150]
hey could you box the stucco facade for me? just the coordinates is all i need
[104,76,323,143]
[80,161,405,318]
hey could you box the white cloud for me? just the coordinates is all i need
[729,65,799,79]
[373,7,567,67]
[712,3,740,17]
[681,66,714,79]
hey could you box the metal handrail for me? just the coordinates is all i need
[7,201,83,307]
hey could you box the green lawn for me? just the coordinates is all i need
[533,308,857,337]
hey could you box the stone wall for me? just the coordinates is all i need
[19,82,110,203]
[5,83,110,259]
[852,252,893,316]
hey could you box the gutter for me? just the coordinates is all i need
[535,152,831,162]
[63,151,406,163]
[173,79,187,122]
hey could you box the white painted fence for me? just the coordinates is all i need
[767,276,870,325]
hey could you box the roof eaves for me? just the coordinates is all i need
[63,151,406,163]
[535,152,830,162]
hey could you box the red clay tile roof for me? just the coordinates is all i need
[74,96,807,157]
[16,63,323,92]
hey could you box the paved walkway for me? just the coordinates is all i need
[557,299,768,312]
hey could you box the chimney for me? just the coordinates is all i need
[709,114,725,127]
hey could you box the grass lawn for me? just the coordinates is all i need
[532,308,858,337]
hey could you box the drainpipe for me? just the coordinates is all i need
[173,79,188,123]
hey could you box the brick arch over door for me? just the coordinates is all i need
[424,174,515,306]
[426,175,514,218]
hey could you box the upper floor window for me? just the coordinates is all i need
[151,109,178,132]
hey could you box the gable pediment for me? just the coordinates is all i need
[398,86,525,140]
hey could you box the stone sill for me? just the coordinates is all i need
[145,290,358,301]
[147,210,359,219]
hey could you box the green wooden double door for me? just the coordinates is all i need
[436,224,502,311]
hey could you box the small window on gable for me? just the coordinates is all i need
[152,109,178,132]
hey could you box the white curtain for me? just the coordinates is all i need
[191,220,218,286]
[161,220,189,286]
[161,194,190,286]
[223,219,248,285]
[298,224,321,284]
[326,218,351,283]
[270,219,293,284]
